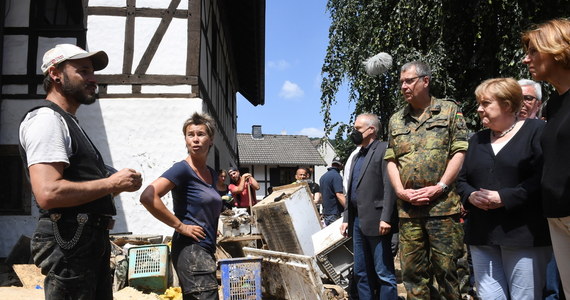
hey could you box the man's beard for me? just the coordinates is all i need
[61,73,98,105]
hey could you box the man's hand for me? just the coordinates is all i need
[340,222,348,237]
[396,189,417,202]
[379,221,391,235]
[242,173,252,182]
[110,168,143,194]
[398,188,430,206]
[407,185,443,206]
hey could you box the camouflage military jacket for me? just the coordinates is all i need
[385,97,468,218]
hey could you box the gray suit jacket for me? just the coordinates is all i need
[344,140,397,236]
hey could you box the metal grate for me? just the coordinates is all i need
[132,247,162,274]
[220,258,262,300]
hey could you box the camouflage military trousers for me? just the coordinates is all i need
[399,215,464,300]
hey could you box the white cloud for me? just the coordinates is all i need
[298,127,324,138]
[267,59,291,71]
[279,80,304,99]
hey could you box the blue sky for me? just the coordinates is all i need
[236,0,352,138]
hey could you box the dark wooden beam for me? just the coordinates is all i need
[134,0,181,75]
[87,6,188,18]
[2,74,198,86]
[98,93,197,98]
[187,0,200,80]
[123,0,136,74]
[95,74,198,85]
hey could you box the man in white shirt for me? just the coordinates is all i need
[19,44,142,300]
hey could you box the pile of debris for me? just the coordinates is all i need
[0,182,351,299]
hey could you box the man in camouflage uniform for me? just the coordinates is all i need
[385,61,468,299]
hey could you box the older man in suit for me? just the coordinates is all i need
[341,113,398,299]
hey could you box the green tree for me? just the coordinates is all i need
[321,0,568,160]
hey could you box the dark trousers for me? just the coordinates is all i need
[323,214,341,226]
[545,254,565,300]
[31,218,112,300]
[352,217,398,300]
[171,243,219,300]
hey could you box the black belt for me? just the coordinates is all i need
[41,213,115,230]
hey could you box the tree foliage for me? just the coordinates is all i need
[321,0,569,162]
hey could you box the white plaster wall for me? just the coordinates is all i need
[2,84,28,94]
[136,0,188,10]
[252,165,267,199]
[0,97,237,257]
[141,85,192,94]
[146,18,187,75]
[2,35,28,75]
[87,16,125,74]
[89,0,126,7]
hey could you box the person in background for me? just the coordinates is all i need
[517,78,563,300]
[216,169,233,210]
[19,44,143,300]
[518,79,543,120]
[522,18,570,300]
[456,78,551,299]
[319,157,346,226]
[140,113,222,300]
[228,167,260,211]
[294,167,322,205]
[385,61,468,299]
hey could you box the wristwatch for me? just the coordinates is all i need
[436,182,449,193]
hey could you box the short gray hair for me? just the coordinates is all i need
[517,79,542,101]
[401,61,432,81]
[357,113,381,134]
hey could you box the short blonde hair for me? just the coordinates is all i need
[182,112,216,138]
[475,78,523,114]
[522,18,570,69]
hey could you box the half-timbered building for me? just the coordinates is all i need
[0,0,265,257]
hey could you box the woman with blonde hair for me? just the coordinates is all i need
[457,78,550,299]
[522,18,570,298]
[140,112,222,300]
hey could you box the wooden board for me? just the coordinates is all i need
[12,264,44,289]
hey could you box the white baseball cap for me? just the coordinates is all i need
[41,44,108,74]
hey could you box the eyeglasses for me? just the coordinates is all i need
[523,95,537,102]
[399,75,426,86]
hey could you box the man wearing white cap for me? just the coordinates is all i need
[19,44,143,300]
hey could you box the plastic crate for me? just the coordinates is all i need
[219,257,262,300]
[127,244,169,293]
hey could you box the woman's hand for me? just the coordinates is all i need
[175,223,206,242]
[468,189,503,210]
[478,188,504,209]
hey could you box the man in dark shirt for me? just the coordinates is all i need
[319,158,346,226]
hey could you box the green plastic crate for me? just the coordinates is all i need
[127,244,169,293]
